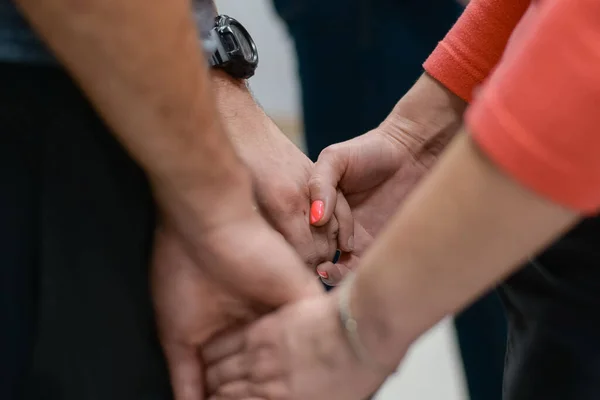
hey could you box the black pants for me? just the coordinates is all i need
[0,63,171,399]
[500,216,600,400]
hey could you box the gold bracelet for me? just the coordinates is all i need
[338,272,392,374]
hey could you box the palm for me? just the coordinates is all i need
[337,131,435,237]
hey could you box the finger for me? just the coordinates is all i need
[316,261,351,287]
[203,330,246,365]
[318,222,373,285]
[310,214,339,265]
[209,397,261,400]
[163,342,205,400]
[332,253,360,277]
[205,354,249,394]
[213,380,287,400]
[333,192,354,252]
[206,350,284,395]
[273,212,327,269]
[212,381,254,399]
[208,395,266,400]
[335,221,373,273]
[309,144,348,226]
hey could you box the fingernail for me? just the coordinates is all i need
[317,270,329,279]
[310,200,325,224]
[347,235,354,251]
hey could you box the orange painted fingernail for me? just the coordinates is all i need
[317,270,329,279]
[310,200,325,224]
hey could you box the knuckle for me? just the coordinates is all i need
[327,218,340,241]
[308,176,332,197]
[302,250,321,269]
[318,143,341,161]
[262,183,308,218]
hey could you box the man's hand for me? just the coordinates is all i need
[211,71,357,270]
[152,215,322,400]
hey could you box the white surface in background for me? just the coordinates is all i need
[214,2,469,399]
[376,318,468,400]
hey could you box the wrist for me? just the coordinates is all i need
[210,69,277,150]
[379,73,467,158]
[346,267,417,371]
[211,69,258,127]
[151,159,257,235]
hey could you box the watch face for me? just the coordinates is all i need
[230,24,254,62]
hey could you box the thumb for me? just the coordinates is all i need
[163,341,205,400]
[309,143,349,227]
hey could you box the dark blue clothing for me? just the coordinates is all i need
[0,63,171,399]
[501,217,600,400]
[0,0,215,64]
[0,1,53,62]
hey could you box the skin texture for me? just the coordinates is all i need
[202,132,579,400]
[152,218,322,400]
[310,74,467,284]
[210,70,356,269]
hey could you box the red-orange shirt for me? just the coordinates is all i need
[424,0,600,214]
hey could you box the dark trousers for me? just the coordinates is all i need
[500,216,600,400]
[273,1,507,399]
[0,63,171,399]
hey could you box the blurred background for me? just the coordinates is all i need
[215,1,505,399]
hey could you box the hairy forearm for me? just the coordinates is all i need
[351,131,579,368]
[211,70,269,143]
[210,70,285,150]
[381,73,467,158]
[15,0,252,221]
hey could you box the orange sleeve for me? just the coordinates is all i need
[423,0,530,102]
[467,0,600,214]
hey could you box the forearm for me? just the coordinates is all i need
[210,70,290,154]
[380,74,467,158]
[15,0,252,222]
[211,70,270,143]
[351,131,579,368]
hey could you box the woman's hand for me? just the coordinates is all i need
[308,74,466,284]
[201,293,397,400]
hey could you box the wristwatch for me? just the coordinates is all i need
[208,15,259,79]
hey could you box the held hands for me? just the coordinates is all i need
[309,126,438,238]
[228,114,361,271]
[213,73,359,272]
[308,74,466,279]
[152,214,322,400]
[201,293,393,400]
[307,123,441,285]
[157,73,465,399]
[154,117,436,399]
[150,110,371,399]
[195,120,447,400]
